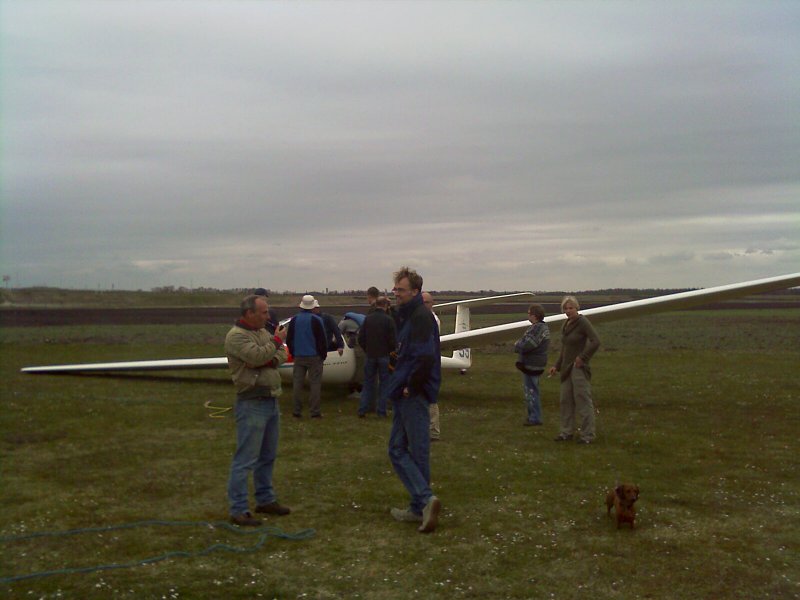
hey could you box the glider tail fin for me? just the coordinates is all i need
[448,303,472,370]
[435,292,535,373]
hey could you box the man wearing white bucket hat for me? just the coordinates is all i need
[286,294,328,418]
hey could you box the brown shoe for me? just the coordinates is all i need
[255,501,291,516]
[230,511,262,527]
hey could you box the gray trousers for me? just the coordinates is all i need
[559,366,595,442]
[293,356,324,417]
[429,403,440,440]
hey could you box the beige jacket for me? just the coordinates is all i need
[224,323,288,396]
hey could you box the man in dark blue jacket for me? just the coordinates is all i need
[385,266,442,533]
[313,305,345,356]
[287,295,328,418]
[357,296,397,417]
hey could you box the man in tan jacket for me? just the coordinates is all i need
[225,294,290,526]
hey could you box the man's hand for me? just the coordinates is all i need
[275,325,288,342]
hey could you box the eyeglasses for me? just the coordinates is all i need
[392,287,410,293]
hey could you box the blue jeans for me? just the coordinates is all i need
[359,356,391,416]
[228,397,280,516]
[388,394,433,514]
[523,373,542,424]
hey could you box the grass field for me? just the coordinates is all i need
[1,310,799,599]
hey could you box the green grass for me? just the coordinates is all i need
[1,311,799,598]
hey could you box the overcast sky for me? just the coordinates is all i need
[1,1,798,293]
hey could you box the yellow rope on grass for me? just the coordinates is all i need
[204,399,232,418]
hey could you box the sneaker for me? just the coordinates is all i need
[554,434,574,442]
[292,413,302,419]
[391,507,422,523]
[255,501,291,516]
[524,421,543,427]
[311,414,323,419]
[418,496,441,533]
[230,511,262,527]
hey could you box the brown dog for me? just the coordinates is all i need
[606,484,639,529]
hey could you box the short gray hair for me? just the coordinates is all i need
[240,294,263,316]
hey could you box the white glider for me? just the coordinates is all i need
[438,272,800,352]
[20,273,800,383]
[19,292,534,383]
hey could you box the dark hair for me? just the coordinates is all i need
[367,286,380,298]
[393,266,423,292]
[527,303,545,321]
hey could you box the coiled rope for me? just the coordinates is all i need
[0,520,315,584]
[203,399,232,418]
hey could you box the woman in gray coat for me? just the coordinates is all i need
[548,296,601,444]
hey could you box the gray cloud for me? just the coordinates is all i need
[1,0,798,292]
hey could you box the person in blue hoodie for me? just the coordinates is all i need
[385,266,442,533]
[286,295,328,418]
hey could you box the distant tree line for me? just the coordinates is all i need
[4,285,798,297]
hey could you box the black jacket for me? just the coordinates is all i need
[358,309,398,359]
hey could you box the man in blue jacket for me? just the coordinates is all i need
[313,304,345,356]
[385,266,442,533]
[287,295,328,418]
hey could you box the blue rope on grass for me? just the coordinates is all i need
[0,520,315,584]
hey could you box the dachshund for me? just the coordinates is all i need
[606,483,639,529]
